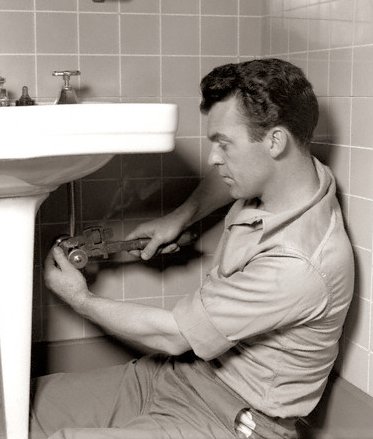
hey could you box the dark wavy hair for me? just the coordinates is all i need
[200,58,319,147]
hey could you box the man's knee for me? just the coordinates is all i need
[47,427,152,439]
[48,429,69,439]
[48,429,104,439]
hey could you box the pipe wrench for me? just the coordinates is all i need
[56,226,196,269]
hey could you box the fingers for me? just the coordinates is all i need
[52,246,74,270]
[161,243,180,254]
[125,220,183,260]
[125,226,154,259]
[124,224,151,242]
[140,236,164,260]
[128,249,142,258]
[129,242,180,260]
[45,247,57,270]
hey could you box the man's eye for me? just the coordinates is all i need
[219,142,228,150]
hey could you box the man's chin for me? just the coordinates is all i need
[222,180,240,199]
[228,187,240,199]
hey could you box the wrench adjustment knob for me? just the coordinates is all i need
[68,248,89,269]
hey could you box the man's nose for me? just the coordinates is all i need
[208,144,224,167]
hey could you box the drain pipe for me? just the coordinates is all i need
[67,181,76,237]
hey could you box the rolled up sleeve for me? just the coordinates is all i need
[172,287,236,360]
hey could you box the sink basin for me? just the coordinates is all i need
[0,102,178,439]
[0,103,178,197]
[1,103,178,159]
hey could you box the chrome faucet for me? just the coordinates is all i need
[0,76,10,107]
[53,70,80,104]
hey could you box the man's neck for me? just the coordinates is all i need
[258,155,319,214]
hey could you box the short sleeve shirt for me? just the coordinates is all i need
[172,157,354,418]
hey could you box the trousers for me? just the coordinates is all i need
[29,354,298,439]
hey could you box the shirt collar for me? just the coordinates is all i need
[225,199,271,229]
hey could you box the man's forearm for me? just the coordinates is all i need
[76,294,190,356]
[176,168,233,228]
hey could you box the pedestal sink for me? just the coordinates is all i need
[0,103,178,439]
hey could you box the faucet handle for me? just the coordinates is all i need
[53,70,80,104]
[53,70,80,88]
[0,77,10,107]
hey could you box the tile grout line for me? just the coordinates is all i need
[345,0,355,365]
[117,1,125,304]
[159,0,165,309]
[352,244,372,253]
[0,9,264,17]
[345,338,369,353]
[33,0,38,98]
[0,53,250,57]
[237,0,240,59]
[118,0,122,102]
[268,6,272,56]
[198,0,203,288]
[305,0,310,76]
[77,0,81,91]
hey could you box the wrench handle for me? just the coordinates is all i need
[119,230,197,252]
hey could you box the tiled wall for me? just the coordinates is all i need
[262,0,373,397]
[1,0,372,399]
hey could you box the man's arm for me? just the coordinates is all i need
[44,247,191,356]
[177,167,233,226]
[80,295,189,356]
[125,167,233,260]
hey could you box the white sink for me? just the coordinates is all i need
[0,102,178,439]
[1,103,177,159]
[0,103,178,197]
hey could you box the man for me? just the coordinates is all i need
[36,58,354,439]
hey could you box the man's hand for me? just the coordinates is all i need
[44,246,92,312]
[125,213,186,260]
[125,169,233,260]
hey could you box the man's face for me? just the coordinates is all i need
[207,96,271,200]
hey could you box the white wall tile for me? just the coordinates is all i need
[329,48,352,97]
[308,50,329,97]
[341,341,369,392]
[351,98,373,148]
[353,46,373,97]
[345,295,370,349]
[354,0,373,45]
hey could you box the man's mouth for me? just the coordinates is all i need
[221,175,232,181]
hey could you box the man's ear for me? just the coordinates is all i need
[265,127,288,159]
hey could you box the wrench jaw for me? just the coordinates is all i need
[57,226,113,269]
[57,236,88,269]
[67,248,89,269]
